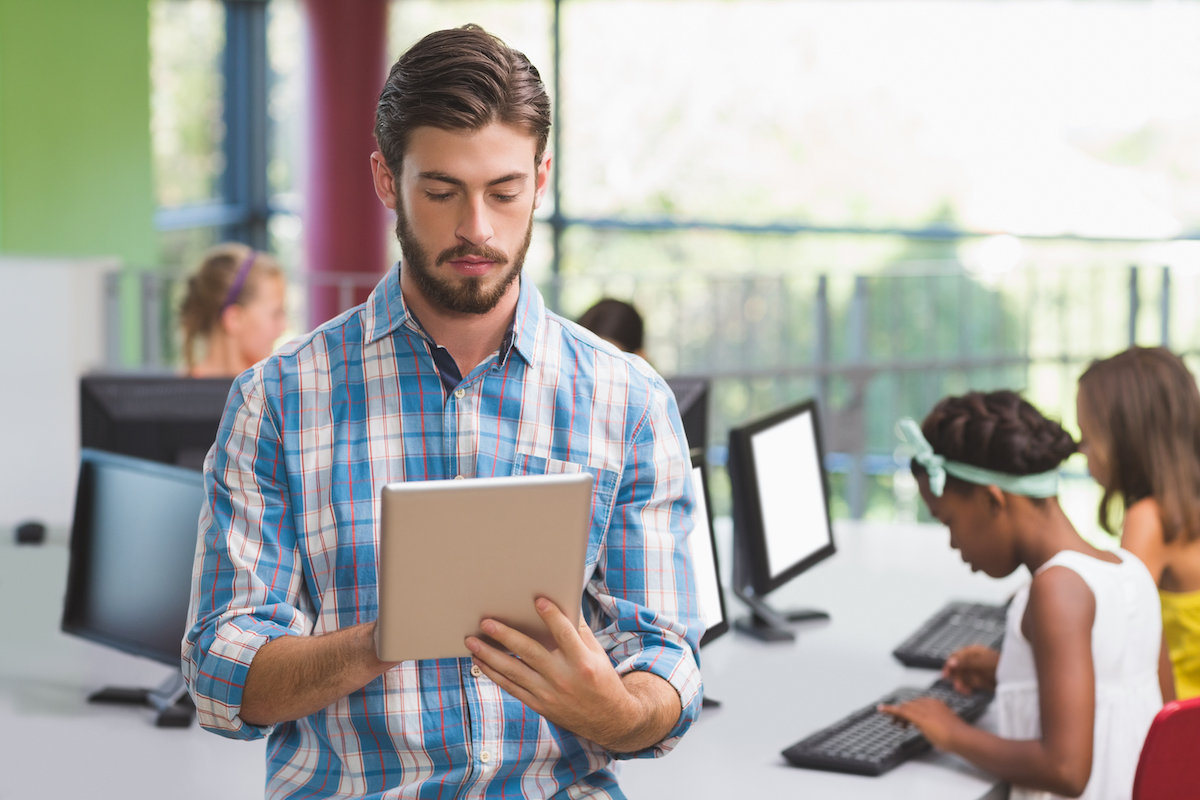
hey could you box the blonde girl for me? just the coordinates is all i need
[179,244,288,377]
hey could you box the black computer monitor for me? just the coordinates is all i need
[665,376,709,457]
[61,449,205,726]
[80,374,234,471]
[728,398,835,642]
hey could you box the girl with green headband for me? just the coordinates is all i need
[881,390,1164,800]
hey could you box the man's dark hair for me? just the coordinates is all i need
[913,390,1077,498]
[375,25,552,174]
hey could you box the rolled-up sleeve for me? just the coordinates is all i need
[591,374,704,759]
[182,367,310,740]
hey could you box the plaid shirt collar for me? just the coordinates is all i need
[362,261,540,369]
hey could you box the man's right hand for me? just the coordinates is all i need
[942,645,999,694]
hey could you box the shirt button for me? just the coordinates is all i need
[470,664,482,678]
[454,387,466,399]
[480,751,491,763]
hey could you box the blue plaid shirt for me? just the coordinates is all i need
[183,266,703,799]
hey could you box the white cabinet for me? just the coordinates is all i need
[0,256,117,532]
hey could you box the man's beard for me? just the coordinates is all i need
[395,207,533,316]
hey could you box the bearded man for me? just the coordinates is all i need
[183,24,702,800]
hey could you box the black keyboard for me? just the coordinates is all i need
[781,679,993,776]
[892,601,1007,669]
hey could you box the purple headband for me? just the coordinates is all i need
[221,250,257,312]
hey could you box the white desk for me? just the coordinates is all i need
[621,520,1022,800]
[1,521,1020,799]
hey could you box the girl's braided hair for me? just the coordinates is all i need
[916,390,1077,496]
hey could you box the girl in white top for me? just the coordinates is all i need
[881,391,1164,800]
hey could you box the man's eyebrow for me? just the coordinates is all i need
[418,171,464,187]
[486,172,528,186]
[418,171,528,187]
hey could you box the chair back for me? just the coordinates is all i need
[1132,695,1200,800]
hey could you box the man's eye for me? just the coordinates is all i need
[493,194,520,203]
[426,192,453,201]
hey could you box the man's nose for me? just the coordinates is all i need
[456,196,494,246]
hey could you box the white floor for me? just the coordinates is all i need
[0,531,265,799]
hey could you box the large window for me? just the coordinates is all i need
[152,0,301,272]
[150,0,226,271]
[150,0,1200,529]
[152,1,1200,293]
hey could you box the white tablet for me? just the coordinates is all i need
[375,472,594,662]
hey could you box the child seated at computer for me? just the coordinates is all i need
[179,243,289,377]
[881,390,1164,800]
[1077,346,1200,702]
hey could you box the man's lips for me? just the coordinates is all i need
[447,258,499,275]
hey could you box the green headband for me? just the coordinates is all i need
[897,418,1059,498]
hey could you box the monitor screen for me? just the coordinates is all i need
[61,449,206,666]
[80,374,234,471]
[729,399,835,597]
[751,410,831,579]
[665,376,709,457]
[688,460,729,646]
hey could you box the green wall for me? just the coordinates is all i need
[0,0,156,362]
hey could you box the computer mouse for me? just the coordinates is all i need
[15,520,46,545]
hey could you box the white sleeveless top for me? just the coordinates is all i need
[996,548,1162,800]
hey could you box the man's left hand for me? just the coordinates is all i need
[465,598,679,752]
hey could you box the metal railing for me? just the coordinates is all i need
[549,261,1197,522]
[108,260,1200,523]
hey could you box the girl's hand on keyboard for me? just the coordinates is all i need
[878,698,963,751]
[943,645,999,693]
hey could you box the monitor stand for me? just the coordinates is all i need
[88,670,195,727]
[733,587,829,643]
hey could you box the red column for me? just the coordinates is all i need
[303,0,391,329]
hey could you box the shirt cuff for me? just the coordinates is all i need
[184,614,294,740]
[610,641,703,759]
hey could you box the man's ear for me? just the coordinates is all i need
[371,152,398,210]
[532,152,552,210]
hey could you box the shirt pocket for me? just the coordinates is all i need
[509,453,619,570]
